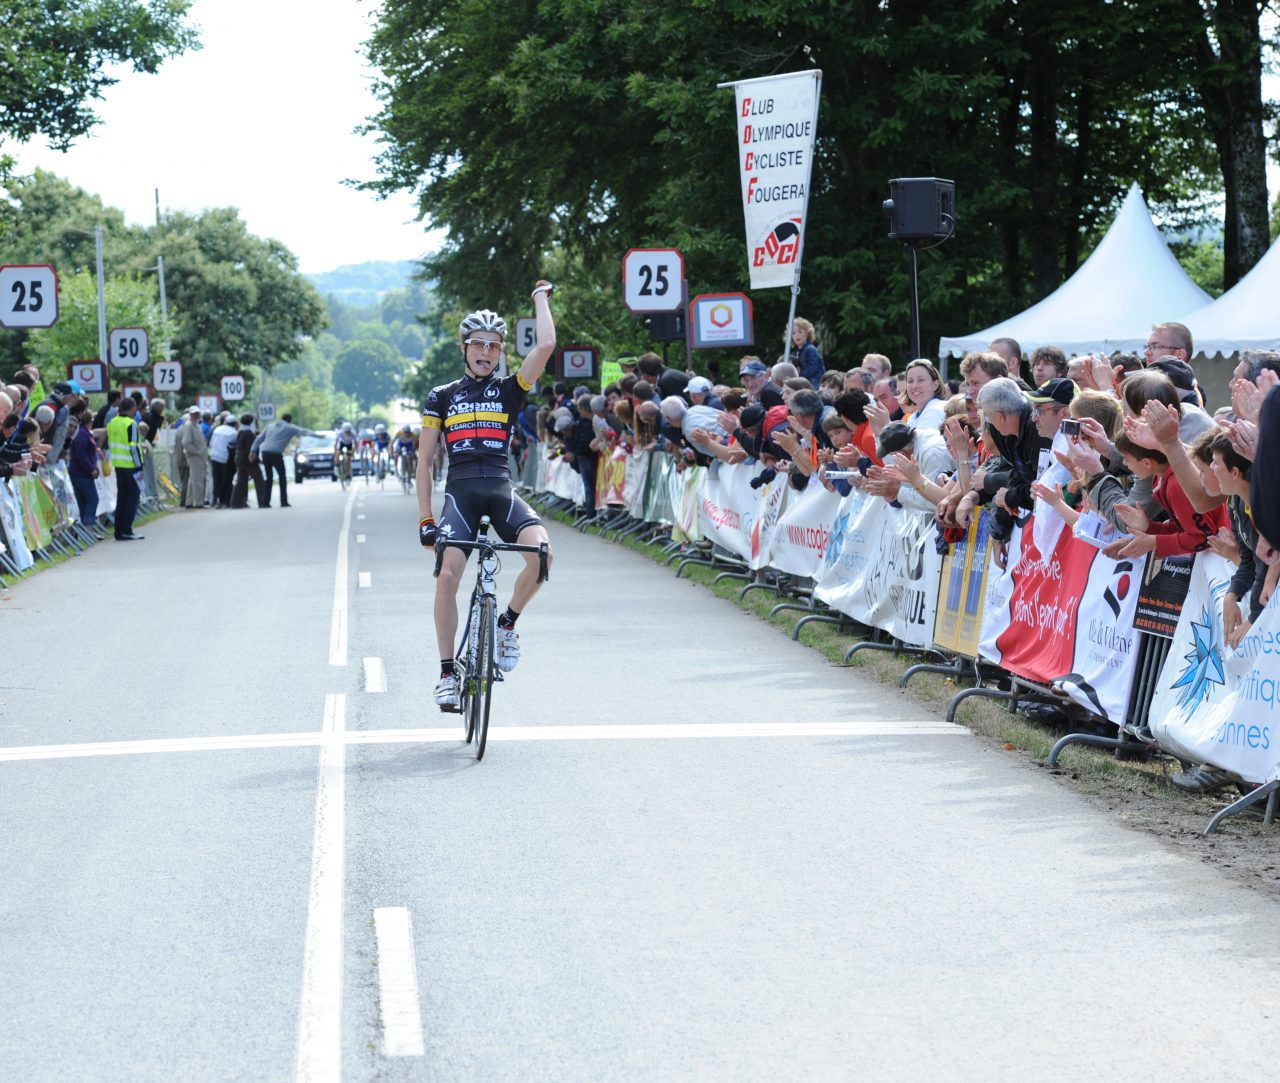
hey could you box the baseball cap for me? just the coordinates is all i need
[1147,357,1197,393]
[1029,377,1076,407]
[53,380,83,396]
[187,405,200,415]
[876,421,915,460]
[739,360,769,377]
[687,376,712,394]
[738,404,765,429]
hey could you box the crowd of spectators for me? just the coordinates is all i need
[1,365,314,557]
[517,318,1280,798]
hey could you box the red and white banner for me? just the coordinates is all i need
[698,462,760,560]
[979,515,1143,723]
[747,471,789,570]
[729,71,822,290]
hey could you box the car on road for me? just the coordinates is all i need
[294,431,336,482]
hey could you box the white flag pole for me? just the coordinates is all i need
[782,71,821,366]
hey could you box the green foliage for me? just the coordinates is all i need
[1170,238,1225,299]
[270,375,343,431]
[23,269,174,374]
[362,0,1251,363]
[333,338,406,411]
[147,207,329,392]
[0,0,200,150]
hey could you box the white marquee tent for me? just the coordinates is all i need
[1172,234,1280,359]
[938,183,1212,359]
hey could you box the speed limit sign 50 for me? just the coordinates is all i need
[110,327,149,369]
[514,316,537,358]
[0,264,59,329]
[221,374,246,401]
[622,248,684,313]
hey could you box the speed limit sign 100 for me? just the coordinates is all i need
[0,264,59,329]
[221,374,246,401]
[110,327,149,369]
[622,248,684,313]
[153,360,183,392]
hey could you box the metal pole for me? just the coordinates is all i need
[783,70,821,368]
[157,256,169,358]
[155,187,161,229]
[94,225,107,364]
[906,242,922,364]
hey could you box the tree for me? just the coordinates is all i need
[23,269,174,375]
[0,1,200,152]
[147,207,328,390]
[334,338,406,411]
[362,0,1253,364]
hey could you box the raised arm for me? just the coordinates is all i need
[518,281,557,388]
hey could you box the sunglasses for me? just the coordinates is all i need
[464,338,504,354]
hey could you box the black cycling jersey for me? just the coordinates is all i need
[421,370,532,481]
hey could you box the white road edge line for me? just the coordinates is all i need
[0,721,967,762]
[363,657,387,693]
[294,693,347,1083]
[373,908,426,1057]
[328,489,357,667]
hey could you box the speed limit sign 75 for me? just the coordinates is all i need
[622,248,684,313]
[0,264,59,329]
[221,374,246,401]
[153,360,183,391]
[110,327,149,369]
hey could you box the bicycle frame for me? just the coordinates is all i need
[433,516,549,757]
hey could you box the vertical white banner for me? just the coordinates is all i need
[729,71,821,290]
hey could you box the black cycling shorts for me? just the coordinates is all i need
[438,476,542,549]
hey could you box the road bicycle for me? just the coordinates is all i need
[433,516,549,760]
[398,451,416,496]
[336,447,353,490]
[360,445,374,485]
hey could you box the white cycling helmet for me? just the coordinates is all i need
[459,309,507,340]
[375,423,387,433]
[342,421,354,432]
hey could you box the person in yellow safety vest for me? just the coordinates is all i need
[106,396,145,541]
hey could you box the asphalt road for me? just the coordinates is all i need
[3,470,1279,1082]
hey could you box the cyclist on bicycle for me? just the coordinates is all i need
[418,279,556,708]
[394,426,417,474]
[334,422,357,476]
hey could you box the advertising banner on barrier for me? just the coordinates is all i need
[645,455,676,524]
[16,475,56,552]
[673,465,705,542]
[0,482,34,570]
[596,449,627,507]
[698,462,758,559]
[813,490,941,647]
[933,509,993,657]
[766,480,842,578]
[978,515,1142,722]
[748,471,789,570]
[1147,553,1280,783]
[624,449,650,519]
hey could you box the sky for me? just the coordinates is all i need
[11,0,441,274]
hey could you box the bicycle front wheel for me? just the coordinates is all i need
[473,596,496,760]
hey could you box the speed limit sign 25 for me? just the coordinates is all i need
[622,248,684,313]
[0,264,59,329]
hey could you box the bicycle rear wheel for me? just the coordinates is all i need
[456,603,475,742]
[473,596,496,760]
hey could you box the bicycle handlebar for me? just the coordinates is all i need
[433,533,550,584]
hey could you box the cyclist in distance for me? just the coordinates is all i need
[418,280,556,708]
[334,422,357,478]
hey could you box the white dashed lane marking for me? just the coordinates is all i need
[373,908,426,1057]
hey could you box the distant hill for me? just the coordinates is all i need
[305,260,422,308]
